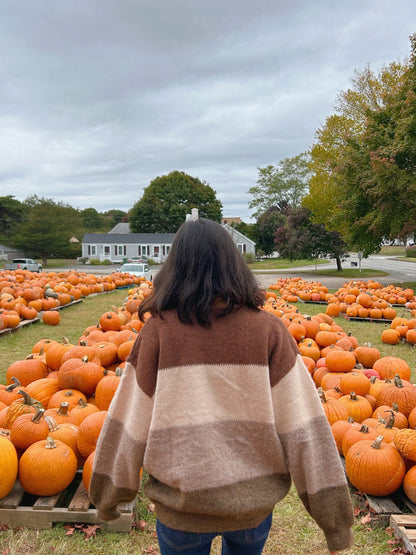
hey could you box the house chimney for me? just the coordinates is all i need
[186,208,199,221]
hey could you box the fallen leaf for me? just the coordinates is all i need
[360,512,372,525]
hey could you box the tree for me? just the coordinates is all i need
[248,152,310,218]
[0,196,24,244]
[274,207,348,270]
[255,206,287,257]
[333,35,416,253]
[304,57,410,252]
[81,207,103,231]
[13,196,84,265]
[103,209,129,228]
[129,171,223,233]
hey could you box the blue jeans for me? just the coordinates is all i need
[156,513,272,555]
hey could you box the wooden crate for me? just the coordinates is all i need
[390,515,416,554]
[0,472,135,532]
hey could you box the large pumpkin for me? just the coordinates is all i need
[18,437,77,496]
[0,435,18,499]
[345,435,405,496]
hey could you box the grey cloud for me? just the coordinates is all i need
[0,0,414,220]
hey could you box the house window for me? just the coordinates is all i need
[138,246,141,255]
[237,244,247,254]
[116,245,124,256]
[162,245,166,256]
[104,245,110,258]
[166,246,170,254]
[154,246,159,256]
[89,245,97,256]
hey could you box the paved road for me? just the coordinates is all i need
[253,255,416,290]
[52,255,416,291]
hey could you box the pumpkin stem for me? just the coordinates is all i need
[392,403,400,412]
[349,391,359,401]
[45,416,59,432]
[5,378,21,392]
[359,424,370,433]
[57,402,70,416]
[384,411,396,429]
[77,398,88,408]
[17,389,42,408]
[45,436,57,449]
[317,387,327,403]
[371,435,385,449]
[393,375,404,388]
[32,408,45,423]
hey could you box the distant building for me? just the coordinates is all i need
[221,217,242,225]
[81,217,255,263]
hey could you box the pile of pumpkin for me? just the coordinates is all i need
[268,277,332,304]
[263,293,416,500]
[381,316,416,346]
[0,268,145,331]
[0,280,152,502]
[325,280,416,320]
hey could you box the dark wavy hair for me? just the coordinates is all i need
[138,218,265,324]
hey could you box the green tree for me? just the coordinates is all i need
[248,152,310,218]
[333,35,416,253]
[0,196,24,244]
[129,171,223,233]
[274,207,348,270]
[103,209,128,228]
[13,196,84,265]
[304,57,409,251]
[81,207,103,231]
[255,206,287,257]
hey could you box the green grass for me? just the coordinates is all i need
[285,268,388,278]
[248,258,328,270]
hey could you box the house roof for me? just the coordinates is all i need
[222,224,256,246]
[109,223,130,233]
[82,232,176,244]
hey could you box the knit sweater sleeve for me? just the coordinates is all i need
[89,325,158,521]
[270,331,354,552]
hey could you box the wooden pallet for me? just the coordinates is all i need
[390,515,416,554]
[0,472,135,532]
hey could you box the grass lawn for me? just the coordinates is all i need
[0,282,414,553]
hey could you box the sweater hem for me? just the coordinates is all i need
[155,503,274,533]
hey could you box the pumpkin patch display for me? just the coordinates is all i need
[3,273,416,511]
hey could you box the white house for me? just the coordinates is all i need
[81,221,255,264]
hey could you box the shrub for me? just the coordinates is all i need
[243,252,256,264]
[406,247,416,258]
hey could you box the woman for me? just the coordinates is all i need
[89,218,354,554]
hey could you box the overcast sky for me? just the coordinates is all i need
[1,1,414,221]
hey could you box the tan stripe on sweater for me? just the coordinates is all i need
[151,363,274,431]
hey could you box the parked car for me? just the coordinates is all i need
[118,263,152,280]
[5,258,42,272]
[128,256,148,263]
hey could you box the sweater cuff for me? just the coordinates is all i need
[97,507,121,522]
[325,527,354,551]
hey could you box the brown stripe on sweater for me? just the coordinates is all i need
[146,472,290,533]
[299,486,354,551]
[144,420,288,492]
[279,414,347,495]
[89,474,139,522]
[127,306,299,396]
[151,363,274,430]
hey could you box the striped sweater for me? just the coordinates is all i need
[89,304,354,551]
